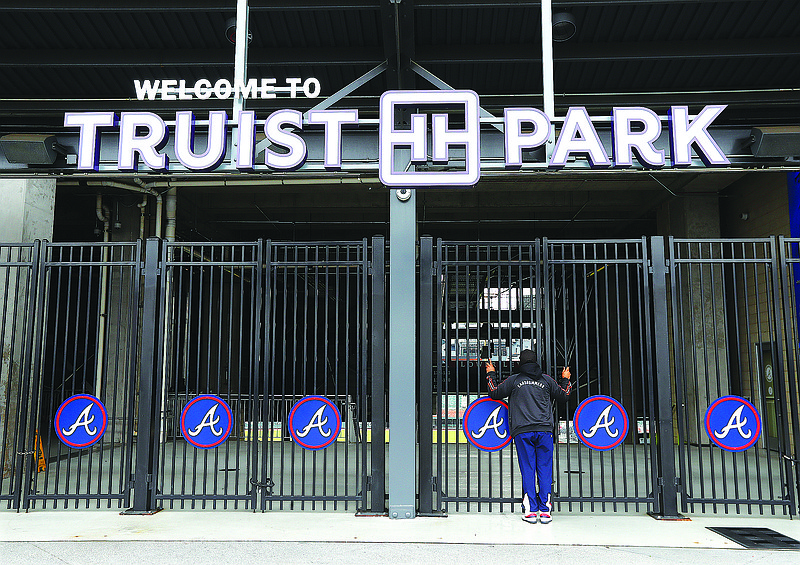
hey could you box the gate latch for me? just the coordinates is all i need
[249,477,274,495]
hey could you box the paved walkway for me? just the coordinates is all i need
[2,510,799,564]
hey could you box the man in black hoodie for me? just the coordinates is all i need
[486,349,572,524]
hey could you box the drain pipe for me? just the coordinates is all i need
[159,187,177,443]
[95,194,111,399]
[136,195,148,239]
[88,181,163,238]
[164,188,177,242]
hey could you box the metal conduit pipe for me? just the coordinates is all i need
[136,194,148,239]
[164,188,177,242]
[95,194,111,399]
[87,180,163,238]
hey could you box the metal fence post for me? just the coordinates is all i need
[124,237,162,514]
[368,236,386,514]
[648,236,683,519]
[777,236,800,514]
[418,236,437,515]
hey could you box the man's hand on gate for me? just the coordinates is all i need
[562,366,571,381]
[485,361,498,390]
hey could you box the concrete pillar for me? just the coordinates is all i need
[658,189,729,443]
[0,177,55,479]
[102,198,142,443]
[0,178,56,242]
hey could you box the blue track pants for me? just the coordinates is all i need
[513,431,554,513]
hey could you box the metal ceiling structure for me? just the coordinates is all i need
[1,1,799,241]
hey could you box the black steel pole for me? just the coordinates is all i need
[648,236,684,520]
[124,238,162,514]
[368,236,386,514]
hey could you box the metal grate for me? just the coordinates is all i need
[707,527,800,550]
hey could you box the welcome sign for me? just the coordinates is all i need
[63,89,730,185]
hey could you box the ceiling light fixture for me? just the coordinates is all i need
[552,12,577,42]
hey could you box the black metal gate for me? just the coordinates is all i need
[3,236,798,515]
[421,236,799,516]
[669,238,796,515]
[2,238,386,513]
[153,239,385,511]
[1,242,142,510]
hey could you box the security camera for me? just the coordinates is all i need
[396,188,412,202]
[225,17,252,44]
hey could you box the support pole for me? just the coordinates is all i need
[649,236,685,520]
[541,0,556,160]
[232,0,249,165]
[123,238,162,514]
[388,187,417,519]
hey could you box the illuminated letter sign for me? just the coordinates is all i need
[63,93,732,177]
[504,108,551,168]
[612,107,666,167]
[379,90,481,187]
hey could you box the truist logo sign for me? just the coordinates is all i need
[379,90,481,186]
[63,88,731,182]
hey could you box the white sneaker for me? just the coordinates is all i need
[538,512,552,524]
[522,511,538,524]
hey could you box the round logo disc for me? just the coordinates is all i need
[705,395,761,452]
[54,394,108,449]
[573,395,629,451]
[462,397,512,452]
[288,396,342,450]
[180,395,233,449]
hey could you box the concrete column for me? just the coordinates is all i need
[0,177,55,480]
[102,201,141,443]
[658,189,729,443]
[0,178,56,242]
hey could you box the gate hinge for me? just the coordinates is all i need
[647,259,670,274]
[366,475,373,492]
[146,473,153,485]
[431,476,438,492]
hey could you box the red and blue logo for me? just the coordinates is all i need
[573,395,629,451]
[54,394,108,449]
[180,395,233,449]
[288,396,341,450]
[705,395,761,452]
[462,397,511,452]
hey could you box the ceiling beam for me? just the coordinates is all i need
[417,38,800,64]
[0,1,382,11]
[3,38,795,68]
[0,48,382,67]
[0,0,759,9]
[380,0,416,90]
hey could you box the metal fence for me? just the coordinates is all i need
[1,238,386,513]
[2,236,798,515]
[669,238,796,515]
[420,236,799,516]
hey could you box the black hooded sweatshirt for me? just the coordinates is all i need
[486,362,572,436]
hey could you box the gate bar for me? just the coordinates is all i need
[369,236,386,514]
[648,236,683,519]
[14,241,42,511]
[777,236,800,512]
[418,237,437,515]
[124,238,162,514]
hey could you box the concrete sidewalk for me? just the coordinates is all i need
[2,509,799,564]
